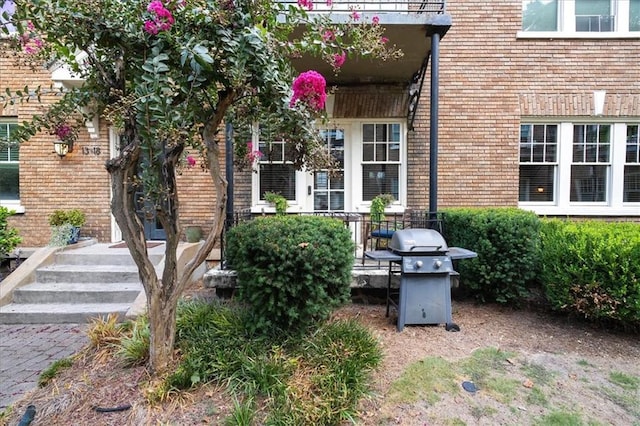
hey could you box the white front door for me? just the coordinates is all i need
[310,128,346,212]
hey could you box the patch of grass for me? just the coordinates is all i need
[445,418,467,426]
[470,404,498,420]
[577,359,594,368]
[534,410,584,426]
[387,356,459,406]
[86,313,131,363]
[484,376,521,403]
[608,371,640,391]
[521,362,556,386]
[526,386,549,407]
[164,300,381,425]
[457,347,515,387]
[224,396,255,426]
[116,316,150,366]
[599,386,640,418]
[38,357,74,387]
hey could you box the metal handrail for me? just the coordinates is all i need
[277,0,445,14]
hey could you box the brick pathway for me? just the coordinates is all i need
[0,324,88,411]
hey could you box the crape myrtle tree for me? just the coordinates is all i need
[1,0,400,373]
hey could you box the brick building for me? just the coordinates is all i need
[2,0,639,248]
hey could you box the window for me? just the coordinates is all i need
[522,0,558,31]
[521,0,639,34]
[631,0,640,30]
[571,124,610,202]
[0,120,19,203]
[0,0,15,34]
[314,129,345,211]
[362,123,401,201]
[625,125,640,202]
[250,119,405,213]
[258,137,296,202]
[575,0,614,32]
[519,122,638,215]
[519,124,557,202]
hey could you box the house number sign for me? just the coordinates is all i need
[82,146,102,156]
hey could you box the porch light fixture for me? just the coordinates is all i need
[53,139,73,158]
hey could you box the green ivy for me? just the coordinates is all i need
[226,216,354,333]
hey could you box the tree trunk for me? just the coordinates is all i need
[147,286,178,374]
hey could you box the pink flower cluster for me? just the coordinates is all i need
[143,1,175,35]
[246,142,263,165]
[297,0,333,11]
[290,70,327,111]
[186,155,196,167]
[332,51,346,68]
[54,124,73,142]
[21,22,44,55]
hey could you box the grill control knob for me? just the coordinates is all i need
[434,260,443,269]
[414,260,423,269]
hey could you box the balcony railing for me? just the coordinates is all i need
[224,209,444,267]
[278,0,446,14]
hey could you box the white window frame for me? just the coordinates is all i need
[519,120,640,216]
[519,0,640,38]
[0,119,24,213]
[250,119,407,214]
[518,123,559,204]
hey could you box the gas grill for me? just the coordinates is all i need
[365,228,477,332]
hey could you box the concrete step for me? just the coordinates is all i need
[54,252,163,267]
[11,282,142,304]
[0,303,132,324]
[35,264,141,284]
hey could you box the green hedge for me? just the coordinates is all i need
[443,208,541,305]
[540,219,640,325]
[225,215,354,333]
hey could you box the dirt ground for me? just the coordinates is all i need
[2,284,639,426]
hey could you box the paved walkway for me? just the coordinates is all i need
[0,324,88,411]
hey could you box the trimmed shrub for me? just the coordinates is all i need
[443,207,541,305]
[0,206,21,257]
[540,219,640,325]
[225,215,354,333]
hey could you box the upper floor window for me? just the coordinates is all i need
[0,120,20,203]
[0,0,15,34]
[522,0,640,34]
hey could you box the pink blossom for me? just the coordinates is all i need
[372,15,379,25]
[350,10,360,21]
[54,124,73,142]
[144,0,174,35]
[297,0,313,10]
[186,155,196,167]
[381,36,389,44]
[322,29,335,41]
[144,20,159,35]
[332,51,346,68]
[326,0,332,5]
[290,70,327,111]
[246,142,263,164]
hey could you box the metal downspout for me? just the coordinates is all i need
[222,122,234,270]
[429,32,440,220]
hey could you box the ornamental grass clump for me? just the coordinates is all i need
[225,215,354,333]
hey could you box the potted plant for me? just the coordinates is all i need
[368,194,396,249]
[264,191,289,215]
[48,209,86,246]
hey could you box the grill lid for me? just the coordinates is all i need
[389,228,448,255]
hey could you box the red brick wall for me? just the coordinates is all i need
[1,43,222,246]
[431,0,640,209]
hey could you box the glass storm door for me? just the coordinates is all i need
[313,129,345,211]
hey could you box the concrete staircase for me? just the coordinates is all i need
[0,243,164,324]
